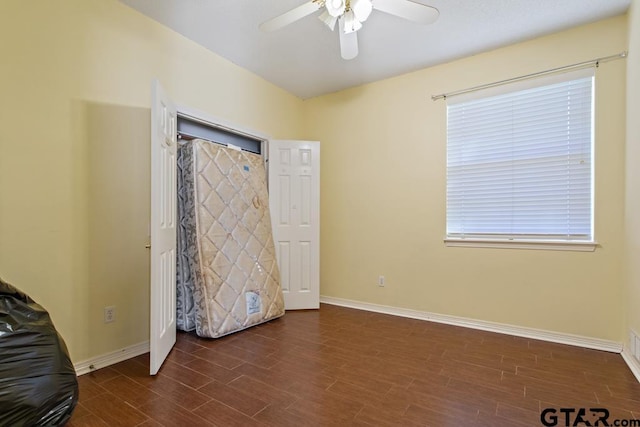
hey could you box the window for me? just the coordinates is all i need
[445,68,595,250]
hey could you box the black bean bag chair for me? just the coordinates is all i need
[0,277,78,426]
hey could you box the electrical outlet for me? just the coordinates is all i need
[378,275,385,287]
[104,306,116,323]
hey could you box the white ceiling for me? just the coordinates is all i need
[119,0,630,99]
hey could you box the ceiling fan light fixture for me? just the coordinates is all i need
[325,0,346,17]
[318,10,338,31]
[259,0,440,61]
[342,9,362,34]
[351,0,373,22]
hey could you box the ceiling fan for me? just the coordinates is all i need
[259,0,439,60]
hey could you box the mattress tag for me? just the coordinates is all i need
[246,291,261,315]
[227,143,241,152]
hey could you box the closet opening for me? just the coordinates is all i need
[150,82,319,374]
[174,111,285,340]
[176,113,264,154]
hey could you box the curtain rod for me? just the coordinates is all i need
[431,51,627,101]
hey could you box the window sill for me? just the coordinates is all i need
[444,238,597,252]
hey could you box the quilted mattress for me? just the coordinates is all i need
[176,138,285,338]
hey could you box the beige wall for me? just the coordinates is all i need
[304,16,628,341]
[0,0,631,364]
[626,0,640,348]
[0,0,303,362]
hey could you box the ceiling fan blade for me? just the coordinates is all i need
[260,1,322,32]
[372,0,439,25]
[339,24,358,60]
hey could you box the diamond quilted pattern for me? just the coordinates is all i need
[214,149,234,174]
[210,247,233,280]
[227,162,245,191]
[217,207,239,234]
[229,193,249,218]
[177,139,284,338]
[201,160,224,188]
[241,205,263,234]
[238,181,255,205]
[199,236,218,265]
[227,265,248,293]
[205,221,228,249]
[258,245,276,268]
[202,191,225,220]
[245,236,263,262]
[231,223,250,249]
[236,250,255,275]
[249,262,269,288]
[215,179,235,204]
[253,220,270,246]
[221,238,242,263]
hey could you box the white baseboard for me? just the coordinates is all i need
[74,341,149,376]
[621,347,640,382]
[70,301,638,381]
[320,296,623,353]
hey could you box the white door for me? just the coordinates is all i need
[150,80,177,375]
[269,140,320,310]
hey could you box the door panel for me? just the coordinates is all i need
[150,80,177,375]
[269,140,320,310]
[277,241,291,292]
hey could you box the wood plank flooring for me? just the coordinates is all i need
[68,304,640,426]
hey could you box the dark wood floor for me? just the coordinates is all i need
[68,304,640,426]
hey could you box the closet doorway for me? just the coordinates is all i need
[149,81,320,375]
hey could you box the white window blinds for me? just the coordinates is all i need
[446,68,594,241]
